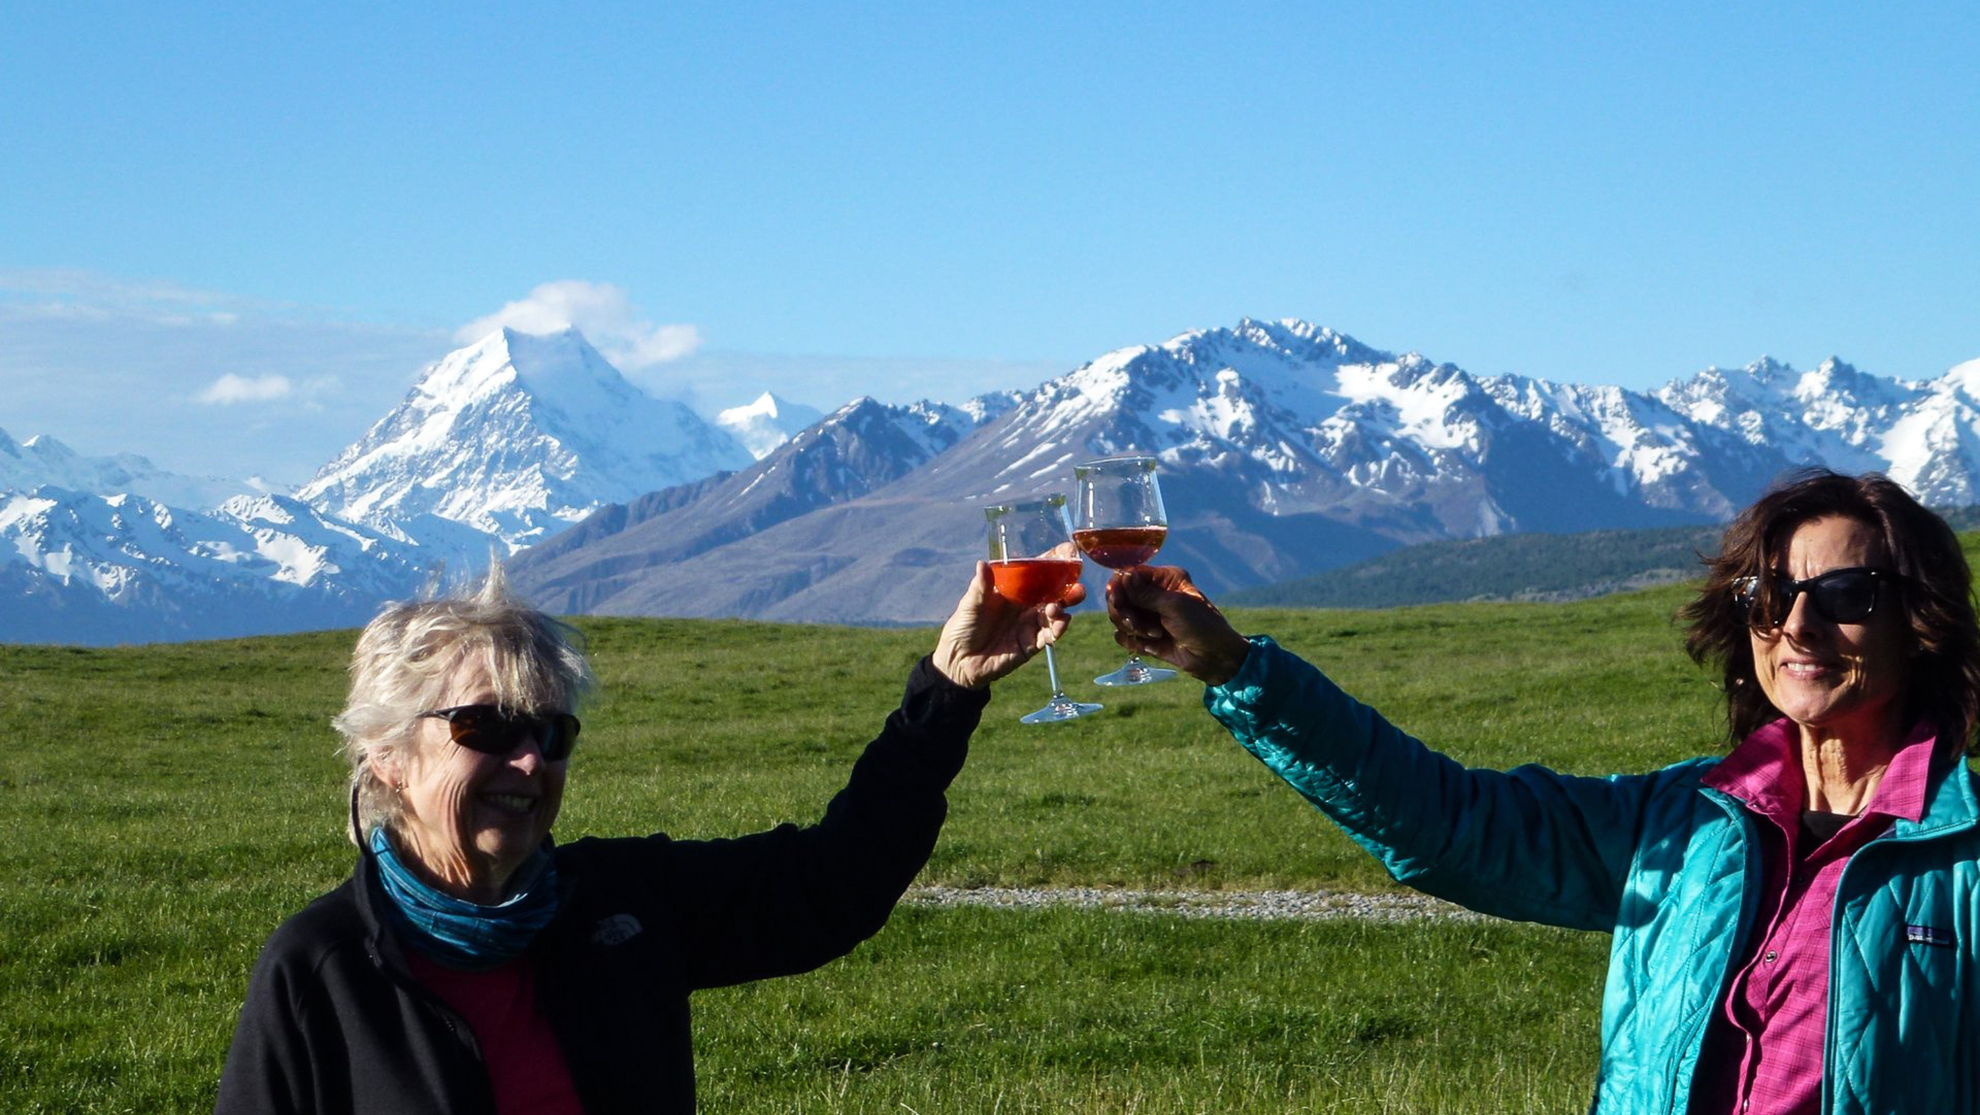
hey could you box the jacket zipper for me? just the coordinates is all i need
[1664,787,1762,1115]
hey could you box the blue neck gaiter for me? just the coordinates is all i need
[369,827,559,971]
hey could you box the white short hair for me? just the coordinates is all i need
[333,564,595,842]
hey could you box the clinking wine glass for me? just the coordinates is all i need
[985,495,1102,724]
[1073,455,1178,686]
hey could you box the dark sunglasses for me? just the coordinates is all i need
[1733,566,1894,628]
[417,704,581,761]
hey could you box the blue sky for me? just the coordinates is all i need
[3,1,1976,484]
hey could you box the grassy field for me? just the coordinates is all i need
[2,583,1726,1112]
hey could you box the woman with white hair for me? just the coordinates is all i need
[216,562,1076,1113]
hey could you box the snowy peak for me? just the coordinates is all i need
[717,392,826,459]
[949,319,1809,537]
[0,427,275,510]
[1230,316,1391,367]
[297,327,752,550]
[1937,357,1980,398]
[1014,319,1433,470]
[1657,354,1920,476]
[388,327,660,453]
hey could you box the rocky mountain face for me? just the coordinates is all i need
[508,395,981,615]
[8,319,1980,643]
[507,319,1803,623]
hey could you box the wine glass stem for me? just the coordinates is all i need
[1043,644,1066,698]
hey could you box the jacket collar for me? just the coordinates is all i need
[1701,717,1979,837]
[1897,742,1980,839]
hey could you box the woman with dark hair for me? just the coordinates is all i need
[1107,469,1980,1112]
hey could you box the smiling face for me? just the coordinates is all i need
[1749,515,1912,749]
[378,655,568,903]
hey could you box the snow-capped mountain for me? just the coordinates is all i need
[927,318,1777,545]
[716,392,825,459]
[0,426,279,510]
[513,319,1975,624]
[1655,355,1980,506]
[510,395,990,613]
[1657,357,1917,478]
[297,327,753,550]
[9,315,1980,642]
[1883,360,1980,504]
[0,486,433,643]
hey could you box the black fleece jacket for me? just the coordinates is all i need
[214,657,987,1114]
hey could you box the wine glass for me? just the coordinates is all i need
[1073,455,1178,686]
[984,495,1102,724]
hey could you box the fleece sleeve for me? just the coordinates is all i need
[661,654,988,989]
[213,938,331,1115]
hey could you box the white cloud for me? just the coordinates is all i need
[455,280,703,370]
[0,268,249,323]
[198,373,294,404]
[0,268,446,482]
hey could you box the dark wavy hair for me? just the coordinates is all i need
[1682,468,1980,750]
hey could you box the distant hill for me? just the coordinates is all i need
[1229,508,1980,609]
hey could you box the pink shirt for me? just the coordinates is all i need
[1690,717,1940,1115]
[407,952,585,1115]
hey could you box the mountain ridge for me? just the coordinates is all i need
[8,318,1980,643]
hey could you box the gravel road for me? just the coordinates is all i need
[902,885,1482,924]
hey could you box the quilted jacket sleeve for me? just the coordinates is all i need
[1206,636,1662,931]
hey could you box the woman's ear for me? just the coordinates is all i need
[370,739,408,792]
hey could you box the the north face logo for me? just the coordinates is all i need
[590,914,643,947]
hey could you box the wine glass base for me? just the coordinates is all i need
[1020,697,1104,724]
[1093,661,1178,686]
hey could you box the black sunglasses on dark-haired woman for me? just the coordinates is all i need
[1733,566,1895,629]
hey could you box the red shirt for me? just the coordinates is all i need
[1691,717,1940,1115]
[407,952,585,1115]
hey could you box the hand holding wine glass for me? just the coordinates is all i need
[984,495,1102,724]
[1073,455,1178,686]
[1105,565,1251,686]
[932,560,1085,690]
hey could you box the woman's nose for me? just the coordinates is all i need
[507,731,547,769]
[1780,590,1826,638]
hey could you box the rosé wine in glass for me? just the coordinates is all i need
[1073,456,1178,686]
[985,495,1101,724]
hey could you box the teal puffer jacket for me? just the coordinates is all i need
[1205,638,1980,1114]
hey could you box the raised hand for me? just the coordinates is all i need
[1104,566,1250,685]
[933,559,1088,690]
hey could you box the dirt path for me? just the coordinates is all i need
[902,885,1482,923]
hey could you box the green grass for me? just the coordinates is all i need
[1,585,1717,1112]
[694,908,1607,1113]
